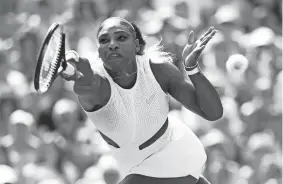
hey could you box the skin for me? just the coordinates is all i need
[97,20,140,88]
[65,18,222,120]
[63,17,221,183]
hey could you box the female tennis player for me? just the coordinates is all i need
[61,17,223,184]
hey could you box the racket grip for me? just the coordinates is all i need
[62,62,76,76]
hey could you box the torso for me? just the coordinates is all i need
[84,55,170,145]
[82,56,207,179]
[90,58,168,111]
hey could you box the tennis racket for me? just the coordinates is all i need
[34,23,78,94]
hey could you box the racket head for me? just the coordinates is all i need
[34,23,66,94]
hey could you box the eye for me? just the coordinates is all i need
[118,35,127,41]
[99,38,109,44]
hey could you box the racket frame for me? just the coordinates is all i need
[34,23,67,93]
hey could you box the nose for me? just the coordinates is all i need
[109,40,119,51]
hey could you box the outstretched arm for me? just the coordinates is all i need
[159,60,223,121]
[61,51,108,112]
[158,27,223,121]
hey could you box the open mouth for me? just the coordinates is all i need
[108,53,123,59]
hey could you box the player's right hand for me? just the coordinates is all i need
[60,50,83,81]
[61,50,97,96]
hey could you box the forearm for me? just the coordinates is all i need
[174,26,221,119]
[174,60,223,120]
[189,72,223,120]
[176,60,190,80]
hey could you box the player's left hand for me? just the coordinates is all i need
[181,27,217,68]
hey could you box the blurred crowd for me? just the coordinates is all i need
[0,0,282,183]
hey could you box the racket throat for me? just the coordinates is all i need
[61,33,67,71]
[57,33,69,76]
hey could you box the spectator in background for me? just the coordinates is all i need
[17,29,40,82]
[0,48,12,83]
[0,87,19,138]
[51,98,101,183]
[225,54,255,106]
[0,0,281,183]
[259,154,282,184]
[0,110,41,183]
[243,131,280,184]
[93,154,120,184]
[211,3,246,72]
[4,110,40,170]
[0,164,18,184]
[52,99,81,140]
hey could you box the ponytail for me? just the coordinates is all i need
[130,22,174,63]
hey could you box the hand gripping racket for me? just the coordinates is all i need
[34,23,78,94]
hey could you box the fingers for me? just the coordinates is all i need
[200,26,215,41]
[196,45,206,53]
[188,26,217,48]
[185,45,205,63]
[60,50,79,81]
[61,50,90,81]
[188,31,194,44]
[61,68,83,81]
[65,50,79,64]
[60,72,76,81]
[183,26,218,67]
[200,29,217,47]
[203,27,214,37]
[193,45,206,57]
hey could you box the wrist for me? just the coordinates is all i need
[184,62,199,71]
[185,62,201,75]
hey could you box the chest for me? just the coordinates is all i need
[113,72,168,118]
[86,60,170,146]
[101,60,169,115]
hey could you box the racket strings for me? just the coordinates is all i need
[39,29,63,92]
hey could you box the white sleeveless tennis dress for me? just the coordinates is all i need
[85,55,207,181]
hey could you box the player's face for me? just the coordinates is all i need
[97,19,138,71]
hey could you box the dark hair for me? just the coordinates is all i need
[129,22,174,63]
[130,22,146,55]
[95,17,174,65]
[97,17,146,55]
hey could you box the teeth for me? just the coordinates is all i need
[110,54,120,57]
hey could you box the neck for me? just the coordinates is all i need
[104,57,137,79]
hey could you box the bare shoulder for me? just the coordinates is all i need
[149,58,186,93]
[149,58,179,76]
